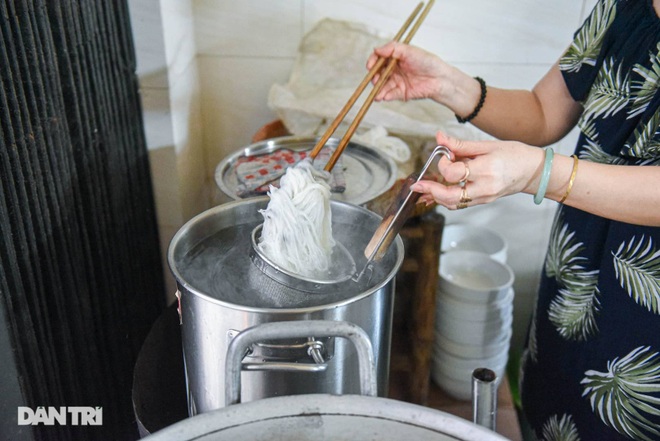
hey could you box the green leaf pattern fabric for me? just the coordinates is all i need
[612,235,660,314]
[623,110,660,158]
[579,57,631,128]
[629,42,660,117]
[579,136,627,164]
[521,1,660,439]
[540,414,581,441]
[545,213,601,341]
[581,347,660,440]
[559,0,616,73]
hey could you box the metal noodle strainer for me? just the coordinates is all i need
[251,146,452,290]
[250,224,358,293]
[361,145,452,276]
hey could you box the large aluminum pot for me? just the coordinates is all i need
[168,196,403,415]
[143,320,508,441]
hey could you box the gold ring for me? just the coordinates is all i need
[457,186,471,209]
[459,163,470,185]
[459,186,472,203]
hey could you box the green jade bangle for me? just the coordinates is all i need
[534,148,554,205]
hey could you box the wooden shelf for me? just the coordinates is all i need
[388,325,522,440]
[387,252,523,441]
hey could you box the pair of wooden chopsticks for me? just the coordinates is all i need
[308,0,435,172]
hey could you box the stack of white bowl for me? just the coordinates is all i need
[432,224,514,401]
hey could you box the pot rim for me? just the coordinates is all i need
[167,196,404,313]
[144,393,508,441]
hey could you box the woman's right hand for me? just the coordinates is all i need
[366,42,450,103]
[411,132,546,210]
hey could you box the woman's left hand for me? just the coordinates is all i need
[412,132,544,209]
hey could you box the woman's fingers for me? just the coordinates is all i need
[411,132,502,209]
[376,81,402,101]
[434,133,475,184]
[437,156,472,185]
[434,131,503,187]
[435,131,491,156]
[411,180,470,210]
[368,42,416,100]
[366,42,399,71]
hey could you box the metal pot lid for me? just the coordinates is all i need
[142,393,508,441]
[215,136,397,206]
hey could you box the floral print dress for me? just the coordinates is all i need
[520,0,660,440]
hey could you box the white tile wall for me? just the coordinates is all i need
[129,0,169,89]
[131,0,597,349]
[130,0,206,302]
[198,56,295,195]
[303,0,584,65]
[195,0,303,57]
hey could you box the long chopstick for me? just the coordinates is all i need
[323,0,435,172]
[308,1,425,161]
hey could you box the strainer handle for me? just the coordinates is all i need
[225,320,377,406]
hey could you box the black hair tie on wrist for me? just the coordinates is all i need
[455,76,487,124]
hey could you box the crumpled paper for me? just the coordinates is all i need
[352,126,411,178]
[353,126,410,163]
[267,18,489,176]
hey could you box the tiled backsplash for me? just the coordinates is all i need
[129,0,598,352]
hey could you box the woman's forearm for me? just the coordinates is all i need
[439,63,582,146]
[470,87,554,145]
[528,153,660,226]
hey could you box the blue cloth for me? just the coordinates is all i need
[520,1,660,440]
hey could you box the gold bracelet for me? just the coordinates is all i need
[560,155,579,204]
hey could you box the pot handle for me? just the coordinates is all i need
[237,335,330,373]
[225,320,377,406]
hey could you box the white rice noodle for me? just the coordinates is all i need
[258,159,335,277]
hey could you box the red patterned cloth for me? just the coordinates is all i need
[234,147,346,197]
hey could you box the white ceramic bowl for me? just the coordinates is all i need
[439,251,515,303]
[435,301,513,329]
[434,327,512,359]
[432,346,509,383]
[435,287,515,320]
[435,308,512,346]
[436,287,514,323]
[433,343,509,372]
[431,370,473,401]
[441,224,508,263]
[431,366,505,401]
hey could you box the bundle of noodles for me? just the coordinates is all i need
[258,159,335,278]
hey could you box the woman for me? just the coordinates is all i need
[368,0,660,439]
